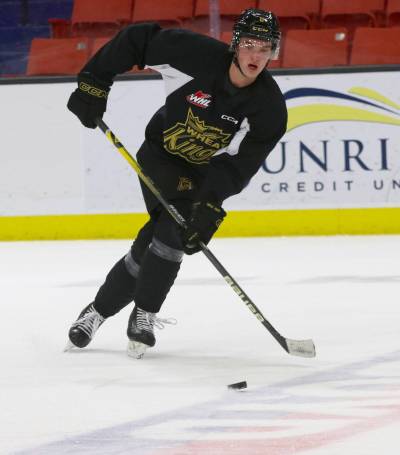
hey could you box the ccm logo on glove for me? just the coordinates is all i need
[79,82,108,99]
[67,73,110,129]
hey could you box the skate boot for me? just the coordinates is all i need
[127,306,176,359]
[65,303,105,350]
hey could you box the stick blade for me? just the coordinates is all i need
[285,338,316,358]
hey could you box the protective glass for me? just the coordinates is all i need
[237,38,279,60]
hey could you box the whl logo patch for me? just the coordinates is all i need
[186,90,212,109]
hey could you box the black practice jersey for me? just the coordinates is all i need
[82,23,288,203]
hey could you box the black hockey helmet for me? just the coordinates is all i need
[231,9,281,59]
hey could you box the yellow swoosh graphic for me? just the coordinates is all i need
[287,104,400,132]
[348,87,400,110]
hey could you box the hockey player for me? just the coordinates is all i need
[66,8,287,358]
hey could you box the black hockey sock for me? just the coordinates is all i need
[93,220,155,318]
[93,256,137,318]
[134,247,181,314]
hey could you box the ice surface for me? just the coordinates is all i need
[0,236,399,454]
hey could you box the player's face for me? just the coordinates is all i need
[236,37,273,77]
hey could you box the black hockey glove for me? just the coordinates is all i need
[182,201,226,255]
[67,72,110,128]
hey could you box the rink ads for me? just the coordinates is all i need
[65,303,105,350]
[127,306,176,359]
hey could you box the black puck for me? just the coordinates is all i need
[227,381,247,390]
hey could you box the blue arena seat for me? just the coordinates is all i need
[27,0,73,25]
[0,51,27,76]
[0,1,22,26]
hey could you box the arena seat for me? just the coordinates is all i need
[387,0,400,26]
[0,1,23,26]
[321,0,386,33]
[132,0,194,27]
[0,51,27,76]
[27,37,89,75]
[350,27,400,65]
[267,58,282,69]
[220,31,232,45]
[50,0,133,38]
[191,0,256,35]
[258,0,321,31]
[282,28,348,68]
[28,0,73,26]
[194,0,256,16]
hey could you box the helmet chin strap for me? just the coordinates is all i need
[233,51,247,77]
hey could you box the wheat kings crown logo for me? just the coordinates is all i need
[163,108,232,164]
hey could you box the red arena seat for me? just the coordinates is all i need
[27,37,90,75]
[258,0,321,31]
[282,28,348,68]
[71,0,132,37]
[132,0,194,28]
[387,0,400,26]
[321,0,386,38]
[350,27,400,65]
[191,0,256,35]
[220,31,232,44]
[194,0,256,16]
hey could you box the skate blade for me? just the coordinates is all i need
[63,340,75,352]
[127,340,148,359]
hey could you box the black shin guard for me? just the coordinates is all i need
[134,247,181,314]
[93,257,137,318]
[93,219,155,318]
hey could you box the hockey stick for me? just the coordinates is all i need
[95,118,316,358]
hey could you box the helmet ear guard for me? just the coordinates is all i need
[230,8,281,60]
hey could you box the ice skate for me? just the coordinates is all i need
[126,306,176,359]
[66,303,105,350]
